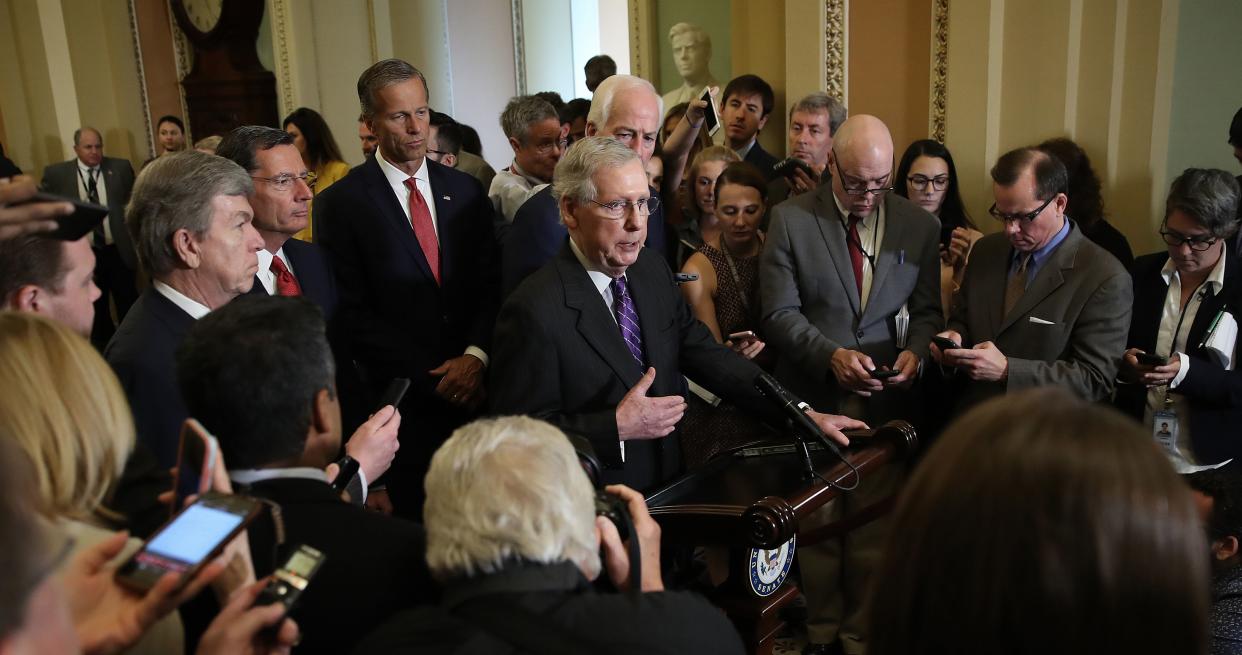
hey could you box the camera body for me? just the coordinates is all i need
[594,491,634,543]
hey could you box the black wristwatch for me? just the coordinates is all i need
[331,456,364,505]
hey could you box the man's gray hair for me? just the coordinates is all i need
[1165,168,1241,240]
[126,151,252,277]
[790,93,848,136]
[357,58,429,119]
[423,416,600,581]
[73,127,101,147]
[587,75,661,131]
[668,22,711,49]
[552,136,640,210]
[499,95,559,144]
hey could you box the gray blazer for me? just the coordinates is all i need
[947,222,1132,407]
[41,156,137,269]
[760,185,943,423]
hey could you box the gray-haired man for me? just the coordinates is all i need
[490,95,568,222]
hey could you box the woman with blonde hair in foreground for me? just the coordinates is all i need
[867,388,1208,655]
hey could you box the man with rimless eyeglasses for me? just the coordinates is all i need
[490,136,864,493]
[932,146,1131,411]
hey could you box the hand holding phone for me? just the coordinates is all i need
[1136,351,1169,367]
[728,330,757,343]
[932,336,961,352]
[254,544,325,639]
[172,418,218,514]
[698,87,721,136]
[869,368,901,380]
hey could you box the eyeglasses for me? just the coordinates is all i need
[830,150,892,196]
[251,171,316,192]
[907,175,949,192]
[588,196,661,219]
[533,138,569,156]
[988,195,1054,223]
[1160,228,1219,251]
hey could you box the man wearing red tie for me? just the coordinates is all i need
[316,59,499,519]
[216,126,339,318]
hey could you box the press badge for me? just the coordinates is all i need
[1152,410,1180,455]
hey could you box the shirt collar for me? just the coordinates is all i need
[1161,245,1228,292]
[1017,217,1071,268]
[229,467,330,486]
[256,247,289,273]
[830,187,880,225]
[152,280,211,319]
[733,137,757,160]
[509,160,544,186]
[377,149,429,187]
[569,235,620,296]
[77,159,98,174]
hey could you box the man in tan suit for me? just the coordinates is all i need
[933,146,1132,409]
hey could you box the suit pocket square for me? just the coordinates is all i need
[1028,316,1055,325]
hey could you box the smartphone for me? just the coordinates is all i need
[932,336,961,351]
[728,330,757,343]
[330,456,361,495]
[172,419,218,515]
[870,368,901,380]
[773,157,814,179]
[1137,352,1169,366]
[699,87,721,137]
[20,192,109,241]
[376,377,411,410]
[254,544,326,634]
[116,492,261,592]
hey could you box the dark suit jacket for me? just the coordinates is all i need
[315,156,498,397]
[41,156,137,269]
[490,241,775,491]
[105,287,196,467]
[248,239,339,320]
[948,222,1132,408]
[744,140,780,181]
[1080,218,1135,270]
[351,561,744,655]
[240,476,436,655]
[501,185,668,298]
[1115,252,1242,463]
[760,186,943,424]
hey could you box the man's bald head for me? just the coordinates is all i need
[829,115,895,216]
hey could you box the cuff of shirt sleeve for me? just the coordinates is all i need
[357,468,368,504]
[465,346,489,368]
[1170,352,1191,389]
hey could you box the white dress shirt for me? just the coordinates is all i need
[153,280,210,319]
[255,247,294,296]
[830,191,887,312]
[570,237,633,459]
[489,161,548,223]
[76,159,112,242]
[1144,249,1229,466]
[230,466,366,503]
[374,151,488,366]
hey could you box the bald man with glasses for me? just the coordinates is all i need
[931,146,1132,412]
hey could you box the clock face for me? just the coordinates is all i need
[182,0,223,34]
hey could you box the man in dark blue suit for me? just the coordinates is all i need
[502,75,671,297]
[721,74,780,181]
[316,59,499,518]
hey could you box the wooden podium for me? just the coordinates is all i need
[645,421,918,655]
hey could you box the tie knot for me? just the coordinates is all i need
[611,276,629,297]
[403,177,418,191]
[270,256,289,274]
[848,214,862,228]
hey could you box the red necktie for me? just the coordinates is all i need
[847,214,864,297]
[403,178,441,285]
[270,256,302,296]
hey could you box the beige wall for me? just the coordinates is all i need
[848,0,932,161]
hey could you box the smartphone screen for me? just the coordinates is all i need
[700,88,720,136]
[117,494,259,591]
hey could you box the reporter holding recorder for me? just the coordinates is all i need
[1115,168,1242,468]
[353,415,745,654]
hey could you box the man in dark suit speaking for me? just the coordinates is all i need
[316,58,499,518]
[40,127,138,344]
[490,136,862,491]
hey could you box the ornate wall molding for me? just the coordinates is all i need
[510,0,526,94]
[825,0,846,102]
[931,0,949,142]
[271,0,294,116]
[166,1,191,136]
[127,0,155,158]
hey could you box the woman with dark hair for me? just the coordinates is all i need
[1038,137,1134,268]
[142,115,187,169]
[895,139,980,317]
[868,388,1208,655]
[284,107,349,242]
[678,162,774,463]
[1116,168,1242,468]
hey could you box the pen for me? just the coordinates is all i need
[1199,309,1225,350]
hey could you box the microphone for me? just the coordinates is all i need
[754,372,846,460]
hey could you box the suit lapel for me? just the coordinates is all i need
[812,185,862,315]
[863,196,899,324]
[1130,260,1168,351]
[997,227,1079,334]
[362,158,437,283]
[556,245,643,389]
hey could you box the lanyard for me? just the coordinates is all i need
[1162,277,1211,407]
[718,237,756,312]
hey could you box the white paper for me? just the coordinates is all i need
[1174,458,1233,475]
[895,304,910,349]
[686,377,722,407]
[1204,311,1237,370]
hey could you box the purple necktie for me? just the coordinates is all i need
[611,276,645,369]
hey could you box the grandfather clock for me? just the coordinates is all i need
[169,0,278,139]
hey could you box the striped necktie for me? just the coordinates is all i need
[611,276,645,368]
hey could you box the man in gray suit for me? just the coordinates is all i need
[40,127,138,344]
[760,115,941,654]
[932,147,1131,409]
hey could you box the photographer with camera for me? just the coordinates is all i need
[353,415,744,654]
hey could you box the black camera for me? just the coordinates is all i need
[595,491,634,543]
